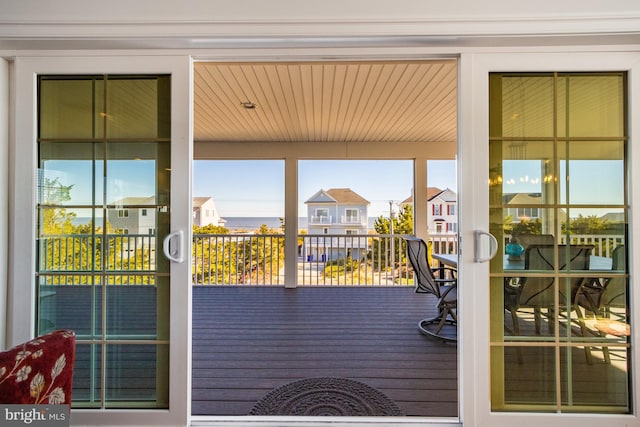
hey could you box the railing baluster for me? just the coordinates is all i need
[212,236,217,285]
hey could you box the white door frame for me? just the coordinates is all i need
[459,51,640,427]
[9,55,192,427]
[0,57,8,350]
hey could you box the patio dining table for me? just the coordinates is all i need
[431,253,613,271]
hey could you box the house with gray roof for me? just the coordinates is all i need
[109,196,225,235]
[192,197,225,228]
[303,188,370,262]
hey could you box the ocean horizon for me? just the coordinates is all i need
[72,216,379,231]
[222,216,288,230]
[223,217,378,231]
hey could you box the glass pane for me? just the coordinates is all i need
[560,208,626,259]
[489,74,555,138]
[37,207,104,275]
[38,279,102,337]
[508,276,556,339]
[506,208,556,247]
[490,276,509,341]
[492,346,557,409]
[558,74,625,138]
[104,234,157,273]
[106,143,159,207]
[560,346,630,410]
[105,275,159,339]
[106,77,165,139]
[559,141,625,205]
[490,207,557,273]
[500,141,556,205]
[72,344,102,408]
[105,344,169,408]
[39,142,104,206]
[575,243,629,339]
[39,78,100,139]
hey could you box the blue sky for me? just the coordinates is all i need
[503,160,624,204]
[42,159,156,206]
[44,158,456,218]
[46,157,623,219]
[193,160,457,218]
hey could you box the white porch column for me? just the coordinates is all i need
[284,157,298,288]
[414,157,429,241]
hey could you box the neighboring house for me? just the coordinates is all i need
[303,188,369,261]
[428,188,457,234]
[503,192,545,223]
[109,196,225,234]
[600,212,625,224]
[402,187,458,235]
[107,196,156,235]
[192,197,225,227]
[503,192,567,227]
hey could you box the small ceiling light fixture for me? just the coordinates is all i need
[240,101,257,110]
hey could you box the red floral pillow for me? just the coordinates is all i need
[0,330,76,404]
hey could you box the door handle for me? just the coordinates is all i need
[474,230,498,263]
[163,230,184,263]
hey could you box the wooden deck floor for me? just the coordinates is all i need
[191,286,458,417]
[43,285,629,414]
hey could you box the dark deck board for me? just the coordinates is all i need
[191,286,459,417]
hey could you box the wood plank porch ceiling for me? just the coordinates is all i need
[194,60,457,144]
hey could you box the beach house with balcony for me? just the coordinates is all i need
[303,188,369,261]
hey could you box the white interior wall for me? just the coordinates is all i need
[2,0,639,22]
[1,0,639,50]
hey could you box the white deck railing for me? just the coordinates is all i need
[191,233,459,286]
[193,233,284,285]
[41,232,623,286]
[429,233,458,259]
[37,232,459,286]
[37,234,157,285]
[299,234,412,286]
[504,233,624,258]
[558,234,624,258]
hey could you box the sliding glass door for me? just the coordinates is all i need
[462,52,640,427]
[12,56,191,426]
[488,72,629,412]
[38,74,173,408]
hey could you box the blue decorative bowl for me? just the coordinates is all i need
[505,242,525,259]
